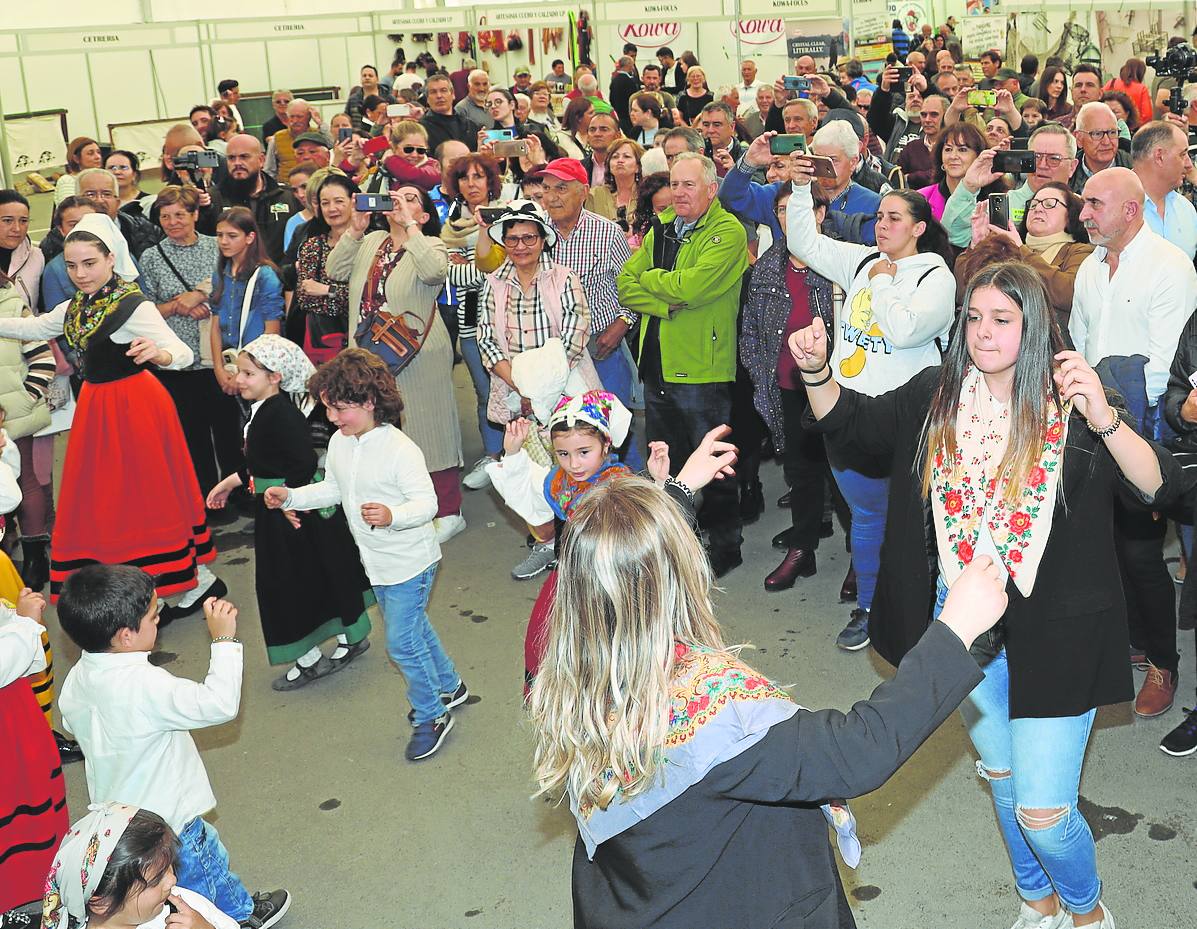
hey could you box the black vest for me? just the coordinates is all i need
[73,293,149,384]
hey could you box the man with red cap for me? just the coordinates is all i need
[536,158,643,470]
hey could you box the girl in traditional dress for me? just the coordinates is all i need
[0,214,218,604]
[206,335,373,691]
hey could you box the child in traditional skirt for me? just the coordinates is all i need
[206,335,374,691]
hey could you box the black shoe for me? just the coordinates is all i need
[18,537,49,593]
[772,527,794,550]
[408,679,471,725]
[820,519,834,539]
[54,730,83,765]
[709,548,743,579]
[1161,707,1197,756]
[739,480,765,524]
[839,562,858,603]
[776,489,791,508]
[159,577,228,626]
[764,549,816,591]
[327,638,370,674]
[239,890,291,929]
[836,609,870,651]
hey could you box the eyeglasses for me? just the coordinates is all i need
[1028,197,1066,212]
[83,190,117,200]
[503,233,542,247]
[401,145,428,155]
[1077,128,1118,141]
[1033,153,1069,166]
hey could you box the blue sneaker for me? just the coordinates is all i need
[406,712,454,761]
[836,609,870,651]
[407,680,469,726]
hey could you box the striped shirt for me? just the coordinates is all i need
[549,209,635,333]
[477,255,589,369]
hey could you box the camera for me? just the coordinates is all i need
[1146,44,1197,116]
[783,76,811,96]
[174,150,220,171]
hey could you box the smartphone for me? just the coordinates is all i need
[795,153,838,179]
[770,133,808,155]
[1187,370,1197,390]
[894,66,913,83]
[493,139,528,158]
[337,127,352,143]
[166,900,178,915]
[362,135,390,157]
[387,103,412,118]
[354,192,393,212]
[992,149,1036,174]
[485,128,515,143]
[987,193,1009,230]
[968,89,998,107]
[783,76,812,95]
[478,207,507,224]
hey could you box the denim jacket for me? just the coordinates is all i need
[211,265,285,349]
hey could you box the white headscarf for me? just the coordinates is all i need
[42,802,140,929]
[68,213,139,280]
[242,334,317,412]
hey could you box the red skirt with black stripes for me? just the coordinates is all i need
[0,679,67,912]
[49,371,215,601]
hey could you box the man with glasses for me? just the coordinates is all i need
[618,152,748,577]
[1069,101,1131,194]
[75,167,161,259]
[942,122,1078,246]
[536,158,642,470]
[1132,120,1197,259]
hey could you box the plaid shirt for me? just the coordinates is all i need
[549,209,635,334]
[477,254,590,369]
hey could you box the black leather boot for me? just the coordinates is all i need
[739,479,765,524]
[20,536,50,593]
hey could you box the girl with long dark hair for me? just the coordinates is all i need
[1037,66,1071,121]
[791,261,1180,929]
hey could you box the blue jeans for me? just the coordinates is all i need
[375,563,460,726]
[590,335,644,471]
[175,817,254,921]
[934,579,1101,912]
[829,466,888,610]
[460,335,504,457]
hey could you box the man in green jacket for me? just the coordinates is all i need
[617,152,749,576]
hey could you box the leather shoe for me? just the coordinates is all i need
[739,480,765,524]
[709,548,743,579]
[839,562,858,603]
[764,549,816,591]
[1134,664,1177,718]
[776,489,791,508]
[772,527,794,550]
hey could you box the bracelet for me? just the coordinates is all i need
[211,635,240,645]
[801,365,834,388]
[664,476,695,502]
[1086,407,1122,439]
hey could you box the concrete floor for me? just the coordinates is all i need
[34,333,1197,929]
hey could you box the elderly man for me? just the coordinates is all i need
[738,59,764,96]
[742,85,774,139]
[698,102,743,173]
[512,67,533,96]
[525,157,644,471]
[869,65,925,162]
[421,73,479,153]
[896,93,945,189]
[261,89,293,139]
[1132,121,1197,259]
[794,55,817,76]
[218,134,296,264]
[581,111,621,186]
[609,55,640,137]
[661,127,703,166]
[265,99,328,183]
[1069,101,1132,193]
[618,152,748,576]
[808,120,881,238]
[76,168,161,259]
[1070,167,1197,721]
[291,132,331,170]
[455,69,491,127]
[943,122,1079,245]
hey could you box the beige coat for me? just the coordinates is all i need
[0,285,51,439]
[327,229,463,472]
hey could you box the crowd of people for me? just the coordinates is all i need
[3,18,1197,929]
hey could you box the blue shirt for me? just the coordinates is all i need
[211,265,285,349]
[283,213,307,251]
[1143,189,1197,261]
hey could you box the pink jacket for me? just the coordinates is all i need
[917,183,948,222]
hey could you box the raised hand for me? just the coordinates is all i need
[788,316,830,372]
[676,425,739,491]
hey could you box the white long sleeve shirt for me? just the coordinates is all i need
[59,642,243,833]
[286,423,440,586]
[1069,223,1197,403]
[0,298,194,370]
[785,181,955,397]
[0,607,47,688]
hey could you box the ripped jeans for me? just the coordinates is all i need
[934,578,1101,913]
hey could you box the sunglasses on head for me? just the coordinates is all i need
[401,145,427,155]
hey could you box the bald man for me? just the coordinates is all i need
[1071,165,1197,720]
[217,133,296,263]
[795,55,817,75]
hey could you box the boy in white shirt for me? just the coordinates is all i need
[56,566,291,929]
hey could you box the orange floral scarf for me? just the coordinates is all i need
[931,366,1069,598]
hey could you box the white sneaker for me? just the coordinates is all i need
[1009,902,1070,929]
[1060,902,1115,929]
[462,457,494,490]
[434,514,467,543]
[512,541,556,580]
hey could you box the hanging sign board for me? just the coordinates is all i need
[21,25,190,53]
[741,0,839,16]
[787,34,838,60]
[376,11,467,31]
[5,113,67,174]
[853,13,891,43]
[958,15,1006,58]
[212,18,368,41]
[477,6,574,28]
[603,1,683,18]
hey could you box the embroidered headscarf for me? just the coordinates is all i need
[549,390,631,447]
[68,213,139,280]
[42,802,140,929]
[243,334,317,410]
[930,365,1069,597]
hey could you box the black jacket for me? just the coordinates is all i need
[573,622,983,929]
[1164,309,1197,454]
[116,211,163,260]
[420,111,479,155]
[609,71,639,137]
[216,172,296,265]
[811,366,1184,718]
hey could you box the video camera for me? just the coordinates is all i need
[1146,43,1197,116]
